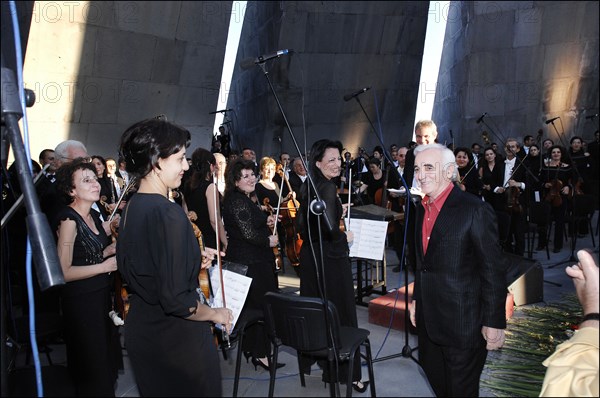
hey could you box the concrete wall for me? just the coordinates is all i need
[227,1,428,160]
[432,1,599,148]
[20,1,232,160]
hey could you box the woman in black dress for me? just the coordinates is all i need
[297,139,368,392]
[454,147,482,198]
[183,147,228,252]
[479,147,504,211]
[55,159,120,396]
[116,118,233,396]
[540,145,573,253]
[222,159,282,371]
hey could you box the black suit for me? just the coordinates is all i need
[288,172,305,195]
[414,186,507,396]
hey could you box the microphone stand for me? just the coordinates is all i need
[254,62,338,392]
[547,119,569,149]
[349,94,419,366]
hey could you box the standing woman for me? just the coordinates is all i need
[116,118,233,396]
[297,139,368,392]
[222,158,281,370]
[255,156,282,209]
[183,147,228,252]
[55,159,120,396]
[479,147,504,211]
[454,147,482,198]
[540,145,573,253]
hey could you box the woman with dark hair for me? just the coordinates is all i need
[183,147,228,252]
[54,159,120,395]
[116,118,233,396]
[91,155,114,211]
[297,139,368,392]
[454,147,482,197]
[222,158,282,371]
[479,147,504,211]
[540,145,574,253]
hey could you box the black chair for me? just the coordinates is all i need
[231,309,266,397]
[526,202,551,259]
[262,292,376,397]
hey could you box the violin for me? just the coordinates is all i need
[544,179,564,207]
[262,198,285,273]
[276,164,302,267]
[505,186,523,213]
[109,218,130,322]
[187,211,211,301]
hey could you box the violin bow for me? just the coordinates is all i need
[108,176,136,222]
[345,171,352,230]
[458,161,479,185]
[272,174,285,233]
[212,172,230,346]
[503,151,530,188]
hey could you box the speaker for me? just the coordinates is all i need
[505,253,544,306]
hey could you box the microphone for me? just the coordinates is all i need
[343,87,371,102]
[240,49,293,70]
[545,116,560,124]
[585,114,598,120]
[209,109,232,114]
[476,113,487,124]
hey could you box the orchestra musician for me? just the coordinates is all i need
[297,139,369,393]
[116,118,232,396]
[222,158,283,371]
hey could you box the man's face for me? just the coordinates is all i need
[524,137,534,146]
[293,160,306,176]
[505,140,519,158]
[106,160,117,176]
[40,151,56,172]
[242,149,253,160]
[414,149,453,199]
[56,146,89,168]
[397,148,408,168]
[543,140,553,150]
[415,126,437,145]
[280,154,290,166]
[472,145,481,154]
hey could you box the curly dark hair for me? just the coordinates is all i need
[224,158,256,198]
[55,159,97,204]
[119,118,191,180]
[308,139,343,179]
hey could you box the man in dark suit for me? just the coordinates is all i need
[409,143,507,397]
[288,157,307,194]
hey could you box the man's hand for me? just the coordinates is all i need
[482,326,505,350]
[566,250,599,324]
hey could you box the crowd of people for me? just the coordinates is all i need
[2,117,598,396]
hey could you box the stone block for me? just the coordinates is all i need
[368,283,415,332]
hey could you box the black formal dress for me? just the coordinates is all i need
[184,179,218,249]
[116,193,221,396]
[480,162,504,212]
[222,189,278,357]
[297,175,361,383]
[539,163,573,251]
[57,207,120,396]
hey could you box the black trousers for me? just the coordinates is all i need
[418,321,488,397]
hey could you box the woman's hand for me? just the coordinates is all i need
[103,256,118,273]
[213,307,234,334]
[103,242,116,258]
[200,247,223,269]
[345,230,354,244]
[341,203,352,218]
[268,234,279,248]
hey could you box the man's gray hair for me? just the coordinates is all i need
[54,140,87,160]
[414,143,458,181]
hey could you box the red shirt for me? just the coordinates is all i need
[421,183,454,254]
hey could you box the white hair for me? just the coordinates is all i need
[414,143,458,181]
[54,140,87,160]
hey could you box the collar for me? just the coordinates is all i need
[422,182,453,211]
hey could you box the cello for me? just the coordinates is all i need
[276,163,302,267]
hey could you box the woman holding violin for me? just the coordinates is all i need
[183,147,228,252]
[55,159,122,395]
[540,145,573,253]
[297,139,369,393]
[222,158,283,371]
[454,147,482,198]
[116,118,233,396]
[357,156,401,205]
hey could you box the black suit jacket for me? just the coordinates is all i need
[414,186,507,348]
[288,172,305,195]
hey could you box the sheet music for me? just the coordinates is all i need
[347,218,388,260]
[209,268,252,330]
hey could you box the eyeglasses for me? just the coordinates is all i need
[62,156,93,163]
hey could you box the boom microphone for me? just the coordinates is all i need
[343,87,371,102]
[476,113,487,124]
[240,49,293,70]
[545,117,560,124]
[209,109,232,114]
